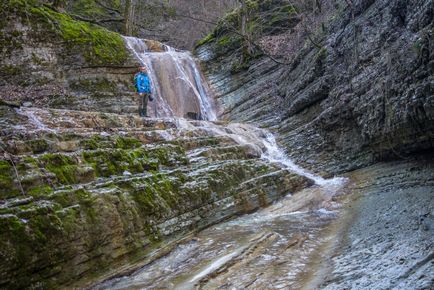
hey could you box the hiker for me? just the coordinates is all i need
[134,66,153,117]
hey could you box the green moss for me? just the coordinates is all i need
[40,153,75,166]
[75,188,98,222]
[215,35,243,54]
[0,160,19,198]
[27,185,53,199]
[115,136,142,149]
[0,206,63,271]
[70,0,105,18]
[196,33,215,47]
[40,153,79,184]
[27,5,127,65]
[0,215,30,266]
[80,135,106,150]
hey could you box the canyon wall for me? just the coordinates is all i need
[197,0,434,174]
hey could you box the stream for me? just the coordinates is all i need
[92,37,349,289]
[95,182,346,289]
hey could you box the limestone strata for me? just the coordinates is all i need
[0,106,311,289]
[197,0,434,174]
[0,0,139,114]
[321,158,434,289]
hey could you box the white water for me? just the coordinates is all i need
[261,132,347,187]
[181,121,347,187]
[15,108,56,133]
[123,36,342,187]
[123,36,217,121]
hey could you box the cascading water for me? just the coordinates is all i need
[123,36,344,187]
[179,121,347,187]
[260,132,348,188]
[94,38,350,290]
[123,36,217,120]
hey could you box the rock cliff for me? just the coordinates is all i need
[1,0,141,114]
[197,0,434,174]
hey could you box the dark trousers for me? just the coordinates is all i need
[138,93,149,117]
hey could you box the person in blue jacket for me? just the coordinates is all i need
[134,66,153,117]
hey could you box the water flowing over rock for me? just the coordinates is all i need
[0,106,318,289]
[124,37,217,120]
[1,0,433,289]
[197,0,434,174]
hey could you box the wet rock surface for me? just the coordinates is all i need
[197,0,434,174]
[94,181,347,290]
[322,158,434,290]
[0,106,311,289]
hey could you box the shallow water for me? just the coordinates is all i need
[94,183,346,290]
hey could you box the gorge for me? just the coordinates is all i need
[1,0,433,289]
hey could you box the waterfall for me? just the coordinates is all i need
[123,36,345,187]
[123,36,217,121]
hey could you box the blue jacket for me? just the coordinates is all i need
[134,72,151,93]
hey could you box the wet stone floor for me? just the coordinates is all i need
[95,184,346,290]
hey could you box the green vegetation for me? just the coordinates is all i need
[196,33,215,47]
[0,160,19,199]
[4,0,127,65]
[71,0,106,18]
[31,6,127,64]
[27,185,54,199]
[40,153,80,184]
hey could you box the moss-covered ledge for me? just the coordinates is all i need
[2,0,127,65]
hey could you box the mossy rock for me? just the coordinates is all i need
[3,0,128,65]
[0,160,20,199]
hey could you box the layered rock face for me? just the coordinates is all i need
[322,158,434,289]
[0,2,317,288]
[0,106,311,289]
[0,0,140,114]
[197,0,434,174]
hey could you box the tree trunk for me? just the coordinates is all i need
[124,0,136,36]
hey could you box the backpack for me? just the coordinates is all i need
[134,72,151,93]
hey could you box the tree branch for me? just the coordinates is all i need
[95,0,122,15]
[69,13,124,25]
